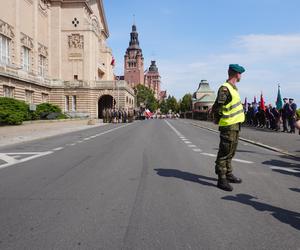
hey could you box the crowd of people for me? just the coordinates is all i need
[244,98,299,134]
[102,108,135,123]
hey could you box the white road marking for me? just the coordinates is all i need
[199,152,254,164]
[53,147,64,151]
[233,159,254,164]
[165,120,254,165]
[270,166,300,173]
[0,151,53,169]
[0,123,133,170]
[83,138,90,141]
[188,145,197,148]
[0,153,18,164]
[164,120,183,137]
[201,153,217,157]
[193,149,202,152]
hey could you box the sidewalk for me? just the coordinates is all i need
[186,119,300,158]
[0,119,106,147]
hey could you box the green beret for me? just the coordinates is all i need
[229,64,245,74]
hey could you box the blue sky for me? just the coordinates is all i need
[104,0,300,105]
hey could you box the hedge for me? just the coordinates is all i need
[0,97,30,125]
[0,97,68,125]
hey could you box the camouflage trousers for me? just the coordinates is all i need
[215,130,239,177]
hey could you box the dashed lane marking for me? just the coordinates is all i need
[193,149,202,152]
[53,147,64,151]
[270,166,300,173]
[232,158,254,164]
[201,152,217,157]
[165,120,253,165]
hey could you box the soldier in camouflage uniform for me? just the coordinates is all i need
[212,64,245,191]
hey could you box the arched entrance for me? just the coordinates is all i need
[98,95,115,118]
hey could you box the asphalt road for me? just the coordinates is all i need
[0,119,299,250]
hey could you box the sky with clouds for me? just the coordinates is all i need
[104,0,300,105]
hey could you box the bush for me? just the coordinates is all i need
[36,103,61,114]
[32,103,64,120]
[0,97,30,125]
[57,113,68,119]
[0,98,68,125]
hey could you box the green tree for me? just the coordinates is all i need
[135,84,158,112]
[180,93,192,112]
[166,95,179,113]
[159,100,167,114]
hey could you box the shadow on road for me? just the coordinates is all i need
[154,168,217,187]
[222,194,300,231]
[262,158,300,177]
[289,188,300,193]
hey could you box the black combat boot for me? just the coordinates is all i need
[217,177,233,192]
[226,173,242,184]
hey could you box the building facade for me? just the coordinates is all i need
[124,24,144,88]
[192,80,216,111]
[123,24,166,101]
[0,0,135,118]
[144,61,161,100]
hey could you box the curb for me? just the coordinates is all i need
[190,122,299,159]
[0,122,109,149]
[21,118,102,125]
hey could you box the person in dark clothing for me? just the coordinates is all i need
[272,107,281,131]
[282,98,289,132]
[266,105,275,129]
[288,98,297,133]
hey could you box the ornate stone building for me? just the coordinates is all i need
[144,61,161,100]
[124,24,144,88]
[192,80,216,111]
[123,24,166,101]
[0,0,135,118]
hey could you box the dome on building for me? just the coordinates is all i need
[149,61,158,72]
[193,80,217,112]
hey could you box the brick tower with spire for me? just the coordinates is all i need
[124,24,144,88]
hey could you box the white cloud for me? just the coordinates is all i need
[236,34,300,57]
[160,34,300,104]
